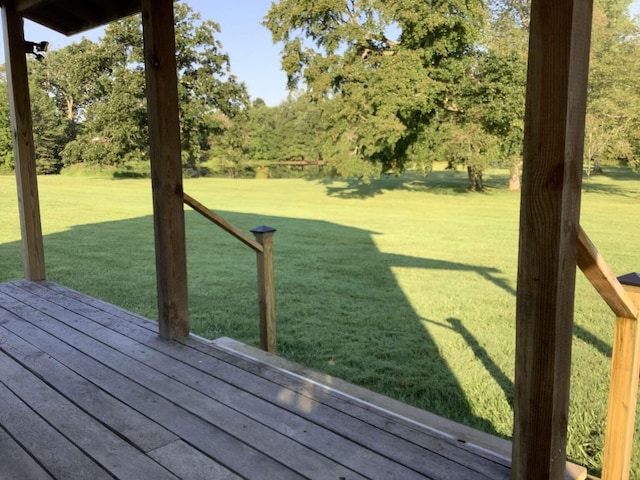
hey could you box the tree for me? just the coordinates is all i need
[57,1,248,173]
[30,39,112,124]
[0,80,14,173]
[264,0,487,179]
[586,0,640,173]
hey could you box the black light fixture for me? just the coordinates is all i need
[25,40,49,61]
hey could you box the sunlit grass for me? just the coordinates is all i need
[1,165,639,476]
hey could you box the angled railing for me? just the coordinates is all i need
[183,192,277,353]
[577,226,640,480]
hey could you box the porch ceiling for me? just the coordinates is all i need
[0,0,141,35]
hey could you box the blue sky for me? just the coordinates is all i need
[1,1,289,106]
[2,0,640,106]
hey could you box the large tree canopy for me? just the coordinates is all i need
[264,0,487,178]
[0,1,249,174]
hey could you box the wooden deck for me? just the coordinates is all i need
[0,280,578,479]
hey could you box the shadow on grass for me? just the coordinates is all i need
[0,208,513,435]
[318,169,513,199]
[318,165,640,199]
[581,167,640,197]
[0,206,613,437]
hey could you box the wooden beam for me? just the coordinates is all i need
[577,226,638,319]
[512,1,593,479]
[602,281,640,480]
[183,193,263,253]
[11,0,54,14]
[141,0,189,339]
[251,226,277,354]
[2,2,45,281]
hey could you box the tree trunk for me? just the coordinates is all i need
[467,165,484,191]
[509,160,522,191]
[66,96,74,121]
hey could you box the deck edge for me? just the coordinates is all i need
[208,336,588,480]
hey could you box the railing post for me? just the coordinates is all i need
[251,226,277,354]
[603,272,640,480]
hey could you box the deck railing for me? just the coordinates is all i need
[183,192,277,353]
[577,226,640,480]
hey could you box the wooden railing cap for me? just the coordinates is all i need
[251,226,277,234]
[618,272,640,287]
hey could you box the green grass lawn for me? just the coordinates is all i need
[1,166,639,476]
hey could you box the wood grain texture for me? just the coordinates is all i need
[602,284,640,480]
[0,280,539,479]
[252,228,277,353]
[3,0,143,35]
[513,1,593,479]
[0,426,54,480]
[141,0,189,339]
[577,227,638,319]
[2,3,45,281]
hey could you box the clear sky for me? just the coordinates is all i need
[0,1,289,106]
[1,0,639,107]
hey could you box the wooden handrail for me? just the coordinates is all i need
[578,225,640,479]
[183,192,263,253]
[577,226,638,320]
[183,192,277,353]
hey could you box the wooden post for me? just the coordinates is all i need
[513,1,593,479]
[2,3,46,281]
[602,273,640,480]
[141,0,189,339]
[251,226,277,354]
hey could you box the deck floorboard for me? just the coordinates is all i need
[0,280,513,480]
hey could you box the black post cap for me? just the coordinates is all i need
[250,226,277,234]
[618,272,640,287]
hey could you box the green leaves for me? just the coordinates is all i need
[265,0,487,179]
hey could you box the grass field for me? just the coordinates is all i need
[1,166,639,476]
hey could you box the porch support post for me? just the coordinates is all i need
[2,1,45,281]
[513,1,593,479]
[141,0,189,339]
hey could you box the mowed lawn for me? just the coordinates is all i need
[1,167,639,475]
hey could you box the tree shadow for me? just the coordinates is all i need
[317,169,512,199]
[317,165,639,199]
[581,166,640,197]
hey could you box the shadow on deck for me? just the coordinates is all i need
[0,280,588,479]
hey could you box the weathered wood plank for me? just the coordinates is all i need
[0,304,302,480]
[19,281,510,479]
[0,288,361,480]
[0,425,54,480]
[577,227,638,319]
[513,0,593,478]
[34,280,511,473]
[141,0,189,339]
[148,440,242,480]
[1,285,422,480]
[0,351,180,480]
[0,378,111,480]
[0,320,178,453]
[2,3,45,280]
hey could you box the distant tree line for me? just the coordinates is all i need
[0,0,639,190]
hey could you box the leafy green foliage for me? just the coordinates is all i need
[0,81,14,173]
[264,0,487,179]
[0,1,248,175]
[586,0,640,174]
